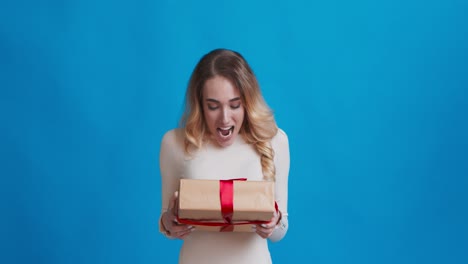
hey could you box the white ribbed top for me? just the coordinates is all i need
[159,128,290,264]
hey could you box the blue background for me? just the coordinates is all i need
[1,0,467,263]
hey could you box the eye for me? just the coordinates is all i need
[230,103,241,109]
[207,104,219,110]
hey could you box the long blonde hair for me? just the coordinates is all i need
[180,49,278,181]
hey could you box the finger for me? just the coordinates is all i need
[173,226,195,239]
[270,211,278,221]
[260,222,276,229]
[258,226,273,235]
[179,227,196,239]
[168,191,179,215]
[255,229,271,239]
[254,225,272,239]
[259,211,279,230]
[172,224,194,234]
[267,211,280,226]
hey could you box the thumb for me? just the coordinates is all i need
[168,191,179,214]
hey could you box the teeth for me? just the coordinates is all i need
[218,126,233,137]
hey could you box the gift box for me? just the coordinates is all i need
[177,178,276,232]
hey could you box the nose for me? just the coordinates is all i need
[220,107,230,124]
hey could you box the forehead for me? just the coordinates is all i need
[203,76,240,100]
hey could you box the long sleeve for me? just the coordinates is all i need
[269,128,290,242]
[158,129,185,237]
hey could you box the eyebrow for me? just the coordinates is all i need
[206,97,241,103]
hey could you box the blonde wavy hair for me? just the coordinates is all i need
[180,49,278,181]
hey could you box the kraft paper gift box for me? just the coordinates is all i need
[177,178,276,232]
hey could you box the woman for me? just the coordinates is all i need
[159,48,290,264]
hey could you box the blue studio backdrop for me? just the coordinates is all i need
[1,0,467,263]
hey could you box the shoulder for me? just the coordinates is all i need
[271,127,290,155]
[159,129,186,174]
[271,127,290,166]
[161,128,184,143]
[272,127,289,146]
[160,128,185,153]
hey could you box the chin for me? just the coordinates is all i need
[216,139,235,148]
[216,132,240,147]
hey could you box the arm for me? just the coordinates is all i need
[269,129,290,242]
[253,128,290,240]
[158,129,193,239]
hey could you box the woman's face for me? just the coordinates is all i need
[202,76,245,148]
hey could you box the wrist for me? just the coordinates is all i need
[275,211,287,230]
[275,210,282,226]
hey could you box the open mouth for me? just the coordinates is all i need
[217,126,234,138]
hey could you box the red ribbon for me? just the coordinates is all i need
[219,178,245,224]
[177,178,277,232]
[219,178,246,231]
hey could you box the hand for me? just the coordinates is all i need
[254,210,281,239]
[161,191,195,239]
